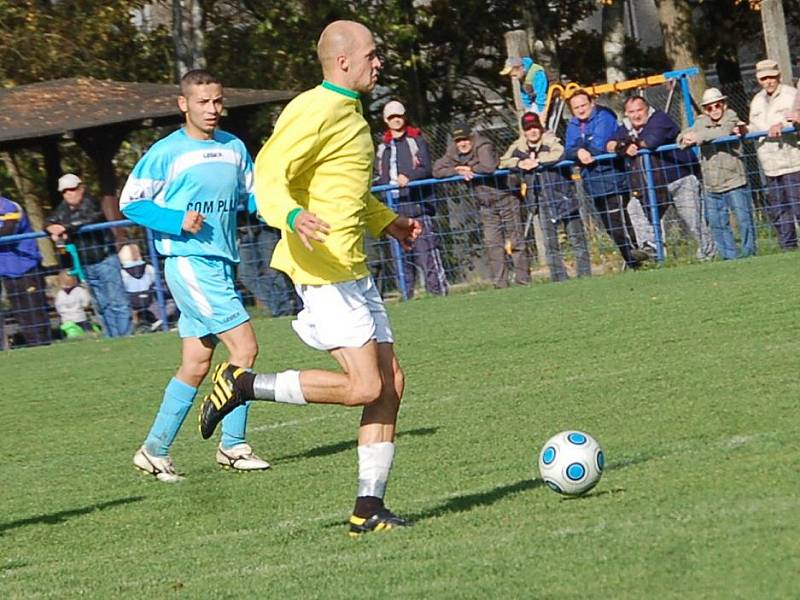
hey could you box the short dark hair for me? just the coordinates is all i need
[623,95,649,109]
[180,69,221,96]
[566,88,593,106]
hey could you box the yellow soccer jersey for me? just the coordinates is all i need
[254,81,397,285]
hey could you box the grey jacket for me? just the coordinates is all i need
[433,132,515,206]
[678,109,746,193]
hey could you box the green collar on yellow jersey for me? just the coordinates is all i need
[321,80,360,100]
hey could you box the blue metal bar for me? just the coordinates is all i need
[678,75,696,127]
[1,126,792,248]
[663,67,700,79]
[639,151,665,262]
[382,192,409,300]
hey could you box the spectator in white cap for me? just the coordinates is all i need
[500,55,548,114]
[45,173,132,336]
[679,88,755,259]
[748,58,800,249]
[374,99,447,297]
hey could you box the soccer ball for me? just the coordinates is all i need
[538,431,604,496]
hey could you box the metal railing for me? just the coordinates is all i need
[1,126,798,348]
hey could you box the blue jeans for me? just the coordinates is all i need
[238,226,297,317]
[704,186,756,260]
[85,253,132,337]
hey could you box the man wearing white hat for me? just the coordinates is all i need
[748,59,800,249]
[374,99,447,297]
[45,173,132,337]
[679,88,755,259]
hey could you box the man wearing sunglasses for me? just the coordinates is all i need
[748,58,800,250]
[679,88,755,260]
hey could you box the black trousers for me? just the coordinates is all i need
[1,268,52,347]
[592,193,638,267]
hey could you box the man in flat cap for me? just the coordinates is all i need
[748,58,800,249]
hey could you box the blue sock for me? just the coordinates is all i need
[220,402,250,449]
[144,378,197,456]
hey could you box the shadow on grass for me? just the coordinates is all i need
[408,453,655,522]
[410,478,543,522]
[0,496,145,536]
[274,426,439,463]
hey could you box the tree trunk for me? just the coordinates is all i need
[172,0,206,80]
[521,3,561,81]
[602,0,627,84]
[655,0,708,124]
[504,30,530,114]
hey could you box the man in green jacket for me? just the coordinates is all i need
[678,88,755,259]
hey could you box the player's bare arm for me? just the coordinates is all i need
[182,210,205,234]
[293,209,331,250]
[384,215,422,250]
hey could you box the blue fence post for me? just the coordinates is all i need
[383,191,409,301]
[640,151,665,262]
[678,75,696,127]
[145,228,170,332]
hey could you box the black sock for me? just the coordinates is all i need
[353,496,383,518]
[230,367,255,398]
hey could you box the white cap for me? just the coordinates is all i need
[700,87,727,106]
[382,100,406,120]
[58,173,82,192]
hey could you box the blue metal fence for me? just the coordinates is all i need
[1,126,798,348]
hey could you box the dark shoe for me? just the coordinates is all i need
[198,362,247,440]
[348,507,412,537]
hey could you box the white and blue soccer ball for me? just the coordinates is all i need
[538,431,604,496]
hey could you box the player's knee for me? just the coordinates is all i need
[346,377,383,407]
[229,340,259,368]
[393,366,405,400]
[180,357,211,384]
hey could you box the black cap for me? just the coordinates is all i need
[451,121,472,140]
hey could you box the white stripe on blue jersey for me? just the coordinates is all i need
[120,128,255,262]
[175,256,214,317]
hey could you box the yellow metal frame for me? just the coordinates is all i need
[544,74,668,117]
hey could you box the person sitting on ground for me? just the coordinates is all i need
[118,243,176,332]
[678,88,755,260]
[500,111,592,282]
[54,270,98,338]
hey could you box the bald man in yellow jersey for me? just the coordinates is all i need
[198,20,422,536]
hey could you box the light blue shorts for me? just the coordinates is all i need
[164,255,249,339]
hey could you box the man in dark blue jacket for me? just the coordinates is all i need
[375,100,447,297]
[0,196,52,347]
[565,90,643,269]
[608,96,715,259]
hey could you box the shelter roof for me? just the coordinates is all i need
[0,77,295,146]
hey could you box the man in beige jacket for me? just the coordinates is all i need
[749,59,800,249]
[679,88,755,259]
[500,112,591,281]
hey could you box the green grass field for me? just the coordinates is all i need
[3,254,799,599]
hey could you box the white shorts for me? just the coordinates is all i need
[291,276,394,351]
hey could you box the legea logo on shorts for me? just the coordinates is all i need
[222,313,240,323]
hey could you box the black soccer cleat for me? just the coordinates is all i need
[348,507,412,537]
[198,362,247,440]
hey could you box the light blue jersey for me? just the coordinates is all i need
[120,127,254,263]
